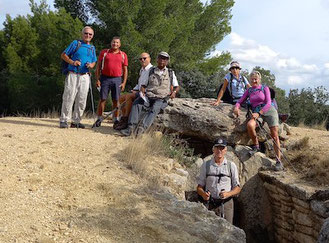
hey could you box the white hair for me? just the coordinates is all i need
[81,26,94,35]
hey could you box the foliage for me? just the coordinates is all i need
[288,86,329,127]
[55,0,235,88]
[0,0,83,114]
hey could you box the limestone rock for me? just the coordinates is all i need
[237,174,274,243]
[155,192,246,243]
[311,200,329,218]
[318,217,329,243]
[156,98,248,144]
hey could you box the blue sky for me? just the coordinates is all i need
[1,0,328,93]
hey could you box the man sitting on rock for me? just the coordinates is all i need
[197,138,241,224]
[120,51,179,136]
[114,52,153,130]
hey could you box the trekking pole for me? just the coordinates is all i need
[254,118,299,174]
[220,189,225,218]
[87,63,96,123]
[91,100,127,128]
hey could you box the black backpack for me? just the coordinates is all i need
[61,40,81,75]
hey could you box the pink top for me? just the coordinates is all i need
[235,85,272,113]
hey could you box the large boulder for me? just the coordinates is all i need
[156,98,249,144]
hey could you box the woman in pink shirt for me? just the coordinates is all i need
[233,70,283,171]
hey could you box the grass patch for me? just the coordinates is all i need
[118,131,196,180]
[287,136,329,186]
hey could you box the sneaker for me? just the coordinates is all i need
[120,125,134,137]
[114,117,128,130]
[274,160,284,171]
[135,126,145,137]
[59,121,68,128]
[70,123,85,129]
[249,144,260,156]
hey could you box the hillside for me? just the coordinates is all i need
[0,117,246,243]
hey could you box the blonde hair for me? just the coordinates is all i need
[250,70,262,79]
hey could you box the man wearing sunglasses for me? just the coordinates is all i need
[59,26,97,129]
[114,53,153,130]
[197,138,241,224]
[120,51,179,136]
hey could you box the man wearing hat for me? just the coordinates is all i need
[196,138,241,224]
[212,60,250,105]
[120,51,179,136]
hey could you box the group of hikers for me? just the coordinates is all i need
[59,26,284,224]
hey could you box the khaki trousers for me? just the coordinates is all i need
[60,72,90,123]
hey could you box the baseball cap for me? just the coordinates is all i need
[229,61,241,70]
[213,138,227,147]
[158,51,170,59]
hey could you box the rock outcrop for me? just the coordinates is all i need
[156,98,249,144]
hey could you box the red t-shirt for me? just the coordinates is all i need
[98,49,128,77]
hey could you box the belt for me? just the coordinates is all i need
[101,74,121,78]
[69,71,89,75]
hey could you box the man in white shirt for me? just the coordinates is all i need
[114,53,153,130]
[120,51,179,136]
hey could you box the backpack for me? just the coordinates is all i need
[205,160,233,189]
[101,49,125,72]
[217,73,247,104]
[248,85,278,112]
[61,40,81,75]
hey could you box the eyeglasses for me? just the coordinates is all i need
[230,67,240,70]
[139,57,148,61]
[84,32,93,36]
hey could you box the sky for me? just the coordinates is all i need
[0,0,328,93]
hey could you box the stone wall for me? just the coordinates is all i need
[258,171,329,243]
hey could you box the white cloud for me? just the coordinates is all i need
[215,33,328,92]
[287,76,304,85]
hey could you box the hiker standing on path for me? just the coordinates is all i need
[212,61,250,106]
[120,51,179,136]
[114,52,153,130]
[197,138,241,224]
[94,37,128,127]
[233,70,283,171]
[59,26,97,129]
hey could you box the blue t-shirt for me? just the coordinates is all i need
[224,73,249,100]
[63,40,97,74]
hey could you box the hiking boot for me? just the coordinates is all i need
[113,120,120,129]
[120,125,134,137]
[274,160,284,171]
[59,121,68,128]
[249,144,260,156]
[114,117,128,130]
[94,118,102,127]
[70,123,85,129]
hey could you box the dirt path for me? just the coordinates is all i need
[1,117,226,243]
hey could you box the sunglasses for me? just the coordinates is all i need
[230,67,240,70]
[159,56,169,60]
[139,57,148,61]
[84,32,93,36]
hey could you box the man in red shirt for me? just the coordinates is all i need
[94,36,128,127]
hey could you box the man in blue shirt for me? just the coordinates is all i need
[59,26,97,128]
